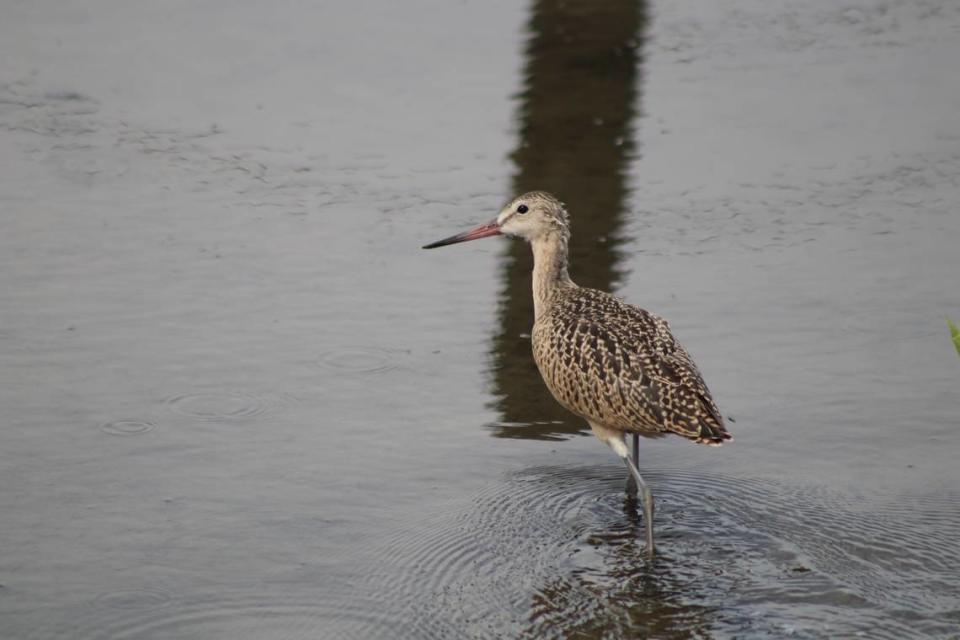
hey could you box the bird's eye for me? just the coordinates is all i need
[517,204,529,214]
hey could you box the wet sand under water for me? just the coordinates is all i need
[2,0,959,638]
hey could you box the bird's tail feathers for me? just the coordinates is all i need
[692,418,732,446]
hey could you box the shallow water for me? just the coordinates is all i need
[2,0,959,638]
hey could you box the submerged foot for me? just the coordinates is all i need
[625,474,638,497]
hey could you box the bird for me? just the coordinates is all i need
[423,191,731,555]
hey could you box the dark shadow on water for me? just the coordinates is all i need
[488,0,646,441]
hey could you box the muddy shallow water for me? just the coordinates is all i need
[2,0,959,638]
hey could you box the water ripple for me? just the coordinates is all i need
[58,591,394,640]
[359,464,960,639]
[165,392,292,422]
[98,420,156,436]
[91,588,173,611]
[315,346,404,374]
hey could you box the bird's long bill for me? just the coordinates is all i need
[422,219,501,249]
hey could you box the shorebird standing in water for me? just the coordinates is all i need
[423,191,731,555]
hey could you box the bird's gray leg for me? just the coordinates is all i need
[622,452,655,557]
[588,422,655,556]
[624,433,640,496]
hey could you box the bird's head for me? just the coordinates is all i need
[422,191,569,249]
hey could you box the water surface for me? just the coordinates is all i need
[2,0,959,638]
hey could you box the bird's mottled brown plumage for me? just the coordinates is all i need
[509,191,729,446]
[532,283,729,444]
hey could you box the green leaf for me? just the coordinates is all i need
[949,317,960,358]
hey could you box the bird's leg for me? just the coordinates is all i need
[624,433,640,496]
[588,422,655,556]
[622,453,655,556]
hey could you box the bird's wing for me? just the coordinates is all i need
[534,291,729,443]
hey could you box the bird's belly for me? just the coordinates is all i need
[531,323,664,434]
[532,329,615,425]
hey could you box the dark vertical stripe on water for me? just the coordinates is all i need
[490,0,647,440]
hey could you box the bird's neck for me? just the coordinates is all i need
[531,231,573,320]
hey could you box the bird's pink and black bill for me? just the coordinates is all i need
[422,219,501,249]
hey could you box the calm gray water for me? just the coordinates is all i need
[2,1,959,638]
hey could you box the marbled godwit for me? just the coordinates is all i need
[423,191,731,555]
